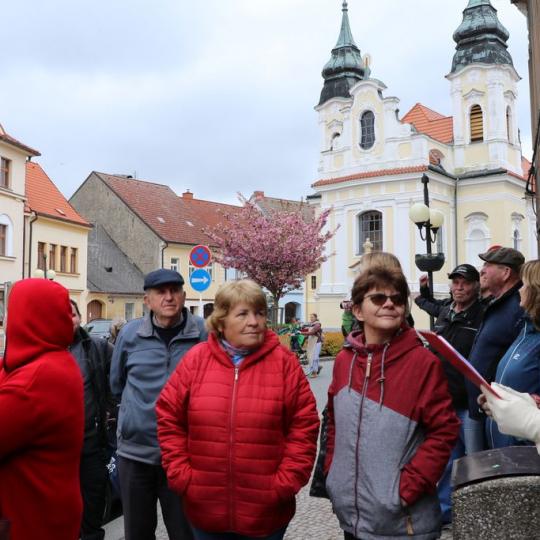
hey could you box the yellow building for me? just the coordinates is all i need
[24,162,91,310]
[307,0,536,328]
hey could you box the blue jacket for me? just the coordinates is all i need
[110,308,207,465]
[486,318,540,449]
[467,282,525,419]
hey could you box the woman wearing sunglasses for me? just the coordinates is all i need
[325,266,459,540]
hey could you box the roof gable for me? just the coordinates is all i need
[95,172,241,245]
[25,162,90,227]
[402,103,454,144]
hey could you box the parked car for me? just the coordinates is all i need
[84,318,113,340]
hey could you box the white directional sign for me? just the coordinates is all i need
[189,268,211,292]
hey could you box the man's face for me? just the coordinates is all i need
[144,284,185,326]
[480,263,509,296]
[450,277,478,305]
[71,304,81,334]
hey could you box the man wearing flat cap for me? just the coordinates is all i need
[110,269,207,540]
[465,247,526,447]
[431,263,486,525]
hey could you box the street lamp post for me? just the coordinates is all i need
[409,174,445,329]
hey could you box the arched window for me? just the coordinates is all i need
[506,106,513,143]
[470,104,484,143]
[358,210,382,254]
[330,132,341,151]
[465,213,490,267]
[360,111,375,150]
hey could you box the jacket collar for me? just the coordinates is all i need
[137,307,201,340]
[488,280,522,309]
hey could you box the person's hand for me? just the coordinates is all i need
[484,383,540,454]
[419,274,428,287]
[478,388,491,416]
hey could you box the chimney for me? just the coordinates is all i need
[183,190,194,199]
[253,190,264,200]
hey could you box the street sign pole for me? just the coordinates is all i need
[199,294,203,316]
[189,245,212,317]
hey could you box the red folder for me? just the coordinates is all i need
[418,330,501,398]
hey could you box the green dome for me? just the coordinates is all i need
[319,1,367,106]
[451,0,513,73]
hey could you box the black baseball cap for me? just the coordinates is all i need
[143,269,185,290]
[448,264,480,282]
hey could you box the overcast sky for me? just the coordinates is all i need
[0,0,531,205]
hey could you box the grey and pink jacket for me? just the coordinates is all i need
[325,328,459,540]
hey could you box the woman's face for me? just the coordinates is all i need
[352,285,406,344]
[221,302,267,350]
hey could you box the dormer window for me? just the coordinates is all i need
[470,104,484,143]
[360,111,375,149]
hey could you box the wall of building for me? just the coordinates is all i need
[70,173,160,275]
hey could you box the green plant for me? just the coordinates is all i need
[321,331,345,357]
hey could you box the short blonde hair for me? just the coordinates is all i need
[520,260,540,329]
[357,251,403,273]
[206,279,267,334]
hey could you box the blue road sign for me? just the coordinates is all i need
[189,268,211,292]
[189,245,212,268]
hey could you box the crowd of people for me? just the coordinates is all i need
[0,245,539,540]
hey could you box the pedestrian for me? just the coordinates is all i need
[482,260,540,449]
[302,313,323,377]
[465,247,526,448]
[156,279,319,540]
[0,279,84,540]
[110,269,207,540]
[70,300,114,540]
[340,300,354,337]
[325,266,459,540]
[109,318,127,345]
[428,264,485,525]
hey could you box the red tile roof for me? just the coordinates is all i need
[0,124,40,156]
[402,103,454,144]
[95,172,242,246]
[312,165,428,187]
[25,162,90,227]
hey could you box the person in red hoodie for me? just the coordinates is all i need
[325,266,459,540]
[0,278,84,540]
[157,279,319,540]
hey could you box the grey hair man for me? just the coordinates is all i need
[110,269,207,540]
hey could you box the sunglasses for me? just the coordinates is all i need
[364,293,406,307]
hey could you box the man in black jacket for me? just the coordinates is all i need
[430,264,485,525]
[70,300,114,540]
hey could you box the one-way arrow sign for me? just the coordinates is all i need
[189,268,211,292]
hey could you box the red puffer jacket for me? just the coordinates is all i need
[157,330,319,537]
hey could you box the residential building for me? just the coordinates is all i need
[0,124,40,343]
[70,172,242,317]
[307,0,536,328]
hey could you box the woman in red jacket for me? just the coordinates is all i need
[0,279,84,540]
[157,279,319,540]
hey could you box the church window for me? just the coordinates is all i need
[358,211,382,254]
[465,213,489,267]
[360,111,375,150]
[470,104,484,143]
[331,132,341,151]
[506,106,513,143]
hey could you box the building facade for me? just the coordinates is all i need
[307,0,536,328]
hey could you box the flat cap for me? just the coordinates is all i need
[448,263,480,282]
[478,247,524,269]
[143,268,185,290]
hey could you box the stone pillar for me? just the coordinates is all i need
[452,447,540,539]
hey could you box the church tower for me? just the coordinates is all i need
[447,0,522,175]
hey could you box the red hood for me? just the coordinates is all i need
[3,279,73,371]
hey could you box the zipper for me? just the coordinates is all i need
[489,324,527,446]
[353,352,373,537]
[228,366,240,531]
[406,512,414,535]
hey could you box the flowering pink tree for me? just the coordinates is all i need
[206,197,337,327]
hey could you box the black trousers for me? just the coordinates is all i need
[80,448,108,540]
[118,455,193,540]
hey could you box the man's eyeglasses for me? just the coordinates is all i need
[364,293,406,307]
